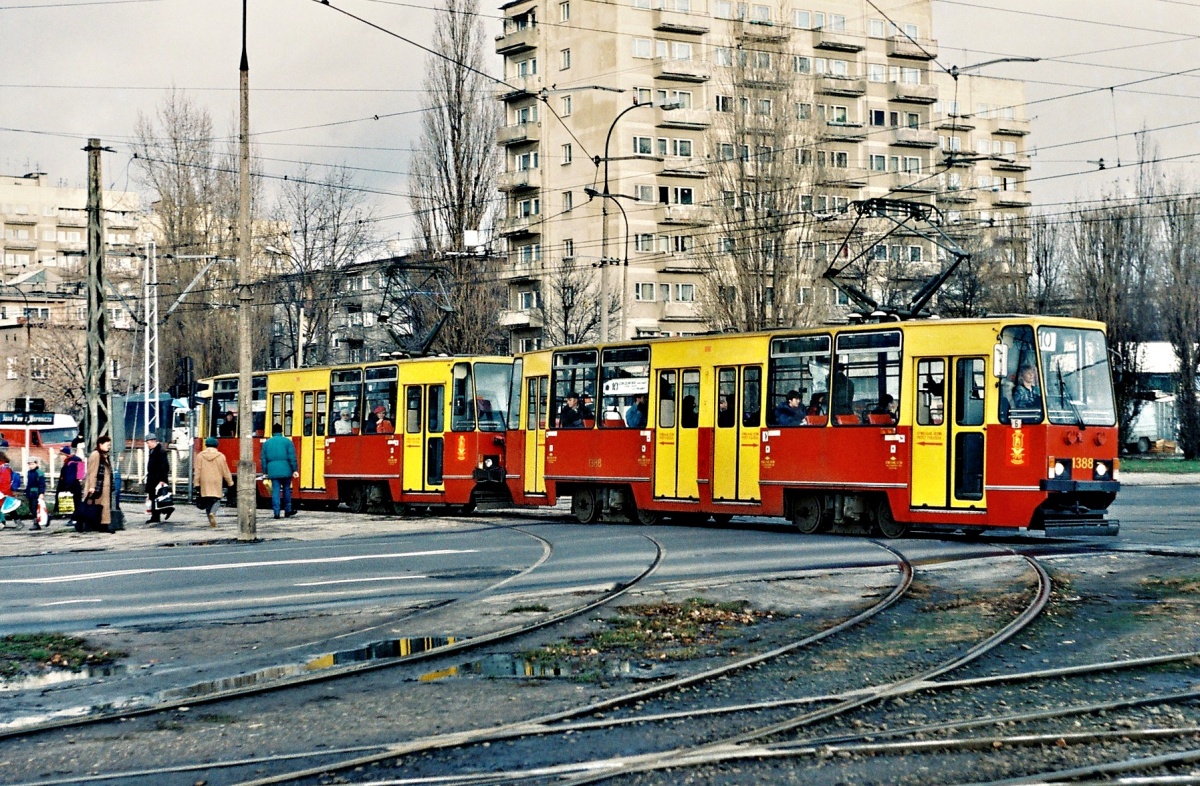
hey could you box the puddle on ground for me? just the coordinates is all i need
[418,653,675,683]
[0,664,129,692]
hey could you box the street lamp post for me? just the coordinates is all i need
[593,101,678,342]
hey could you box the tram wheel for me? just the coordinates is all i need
[628,506,661,526]
[711,514,734,526]
[347,485,369,515]
[875,498,908,539]
[791,494,825,534]
[572,489,600,524]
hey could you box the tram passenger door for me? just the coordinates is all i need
[654,368,700,500]
[910,357,987,509]
[523,376,548,495]
[712,365,762,502]
[403,384,446,493]
[299,390,327,491]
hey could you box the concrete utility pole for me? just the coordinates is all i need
[236,0,257,541]
[84,138,111,447]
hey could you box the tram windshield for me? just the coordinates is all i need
[473,362,513,432]
[1038,327,1116,427]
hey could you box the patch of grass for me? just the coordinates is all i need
[1139,576,1200,597]
[0,633,126,680]
[522,598,769,675]
[1121,458,1200,474]
[505,604,551,614]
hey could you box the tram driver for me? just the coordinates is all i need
[558,392,585,428]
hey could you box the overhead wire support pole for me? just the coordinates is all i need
[84,138,113,447]
[236,0,257,542]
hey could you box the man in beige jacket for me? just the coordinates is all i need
[194,436,233,527]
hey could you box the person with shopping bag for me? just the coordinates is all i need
[25,459,47,530]
[144,434,174,525]
[55,445,84,527]
[81,436,115,533]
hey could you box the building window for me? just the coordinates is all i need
[634,282,655,301]
[563,239,574,258]
[561,143,572,164]
[672,187,694,205]
[562,191,573,212]
[561,95,572,115]
[672,235,691,253]
[6,358,16,380]
[672,138,693,157]
[632,38,653,58]
[869,108,886,126]
[560,1,570,21]
[868,63,887,83]
[518,290,538,310]
[716,95,734,113]
[869,154,887,172]
[869,18,886,37]
[675,283,695,302]
[904,156,922,173]
[797,102,812,121]
[634,233,655,252]
[753,50,771,69]
[633,136,653,155]
[659,284,672,302]
[517,197,540,217]
[515,151,539,170]
[560,48,571,70]
[635,184,656,202]
[634,86,652,104]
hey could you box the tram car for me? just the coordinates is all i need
[506,316,1121,537]
[197,356,515,513]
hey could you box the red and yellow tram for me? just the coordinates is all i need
[506,316,1121,537]
[198,356,514,513]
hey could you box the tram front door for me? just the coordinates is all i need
[300,389,327,491]
[402,383,446,493]
[711,365,762,502]
[910,356,988,510]
[654,367,700,500]
[523,376,548,496]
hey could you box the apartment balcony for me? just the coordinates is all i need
[497,169,539,192]
[3,237,38,250]
[990,116,1032,136]
[656,108,711,130]
[821,122,867,143]
[660,162,708,178]
[504,259,541,283]
[991,189,1032,208]
[499,309,544,329]
[499,75,540,101]
[495,24,537,56]
[497,215,543,237]
[942,150,980,167]
[497,122,540,146]
[659,204,714,226]
[936,188,977,205]
[891,127,939,148]
[652,9,709,34]
[886,35,938,60]
[817,76,867,97]
[936,113,976,131]
[890,172,938,193]
[819,166,869,188]
[740,20,791,43]
[993,154,1032,172]
[814,28,865,52]
[888,81,938,104]
[653,57,711,83]
[661,300,701,321]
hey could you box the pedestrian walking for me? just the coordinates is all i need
[144,434,173,524]
[25,458,47,530]
[260,423,298,519]
[82,436,115,533]
[56,445,85,527]
[194,436,233,528]
[0,452,14,528]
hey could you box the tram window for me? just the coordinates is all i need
[717,368,737,428]
[213,378,238,437]
[600,346,650,428]
[364,365,398,434]
[955,358,985,426]
[303,392,315,437]
[538,377,549,429]
[452,363,476,432]
[330,369,363,435]
[552,350,598,428]
[916,359,945,426]
[997,325,1042,424]
[1038,327,1116,427]
[834,330,901,425]
[506,359,524,431]
[283,393,295,435]
[406,386,422,434]
[252,376,267,437]
[427,385,445,434]
[680,370,700,428]
[742,367,762,427]
[472,362,511,432]
[658,370,676,428]
[526,378,540,430]
[270,392,283,435]
[316,393,327,436]
[768,334,831,426]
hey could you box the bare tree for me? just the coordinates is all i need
[534,258,612,346]
[1025,213,1068,314]
[1161,194,1200,458]
[428,252,509,355]
[697,35,832,330]
[268,163,378,366]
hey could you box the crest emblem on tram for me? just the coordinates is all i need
[1010,429,1026,465]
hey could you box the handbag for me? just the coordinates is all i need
[154,484,174,510]
[77,499,102,531]
[56,491,75,515]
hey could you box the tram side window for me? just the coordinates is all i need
[406,386,422,433]
[212,379,238,437]
[506,359,524,431]
[599,346,650,428]
[472,362,512,432]
[552,350,598,428]
[717,369,737,428]
[916,359,945,426]
[997,325,1043,424]
[330,370,362,435]
[680,370,700,428]
[252,376,267,437]
[956,358,985,426]
[659,370,676,428]
[364,366,397,434]
[768,335,831,426]
[833,330,901,425]
[452,363,476,432]
[743,367,762,427]
[428,385,446,433]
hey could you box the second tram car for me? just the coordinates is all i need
[198,356,515,513]
[506,316,1121,537]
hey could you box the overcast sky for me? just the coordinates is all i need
[1,0,1197,247]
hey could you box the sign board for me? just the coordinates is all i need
[602,378,649,396]
[0,412,55,425]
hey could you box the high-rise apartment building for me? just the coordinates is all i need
[494,0,1030,351]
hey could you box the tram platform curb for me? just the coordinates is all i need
[1119,472,1200,486]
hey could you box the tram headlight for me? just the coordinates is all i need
[1049,458,1067,479]
[1093,461,1109,479]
